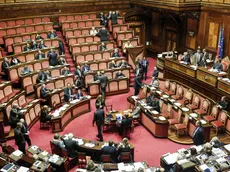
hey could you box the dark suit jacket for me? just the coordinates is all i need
[61,69,70,76]
[218,100,229,110]
[151,99,160,112]
[112,52,120,58]
[99,75,108,88]
[47,51,58,66]
[36,72,47,83]
[64,139,78,158]
[94,74,101,81]
[21,67,32,75]
[183,55,191,64]
[152,69,159,78]
[9,108,20,127]
[95,99,105,108]
[40,86,48,98]
[102,146,117,161]
[93,109,105,126]
[59,41,65,55]
[39,44,47,49]
[141,59,149,69]
[213,62,223,71]
[76,92,83,99]
[74,69,82,78]
[64,87,73,102]
[109,63,117,69]
[134,75,142,90]
[48,33,57,39]
[35,35,44,40]
[82,65,90,73]
[21,122,29,135]
[193,127,205,145]
[1,61,10,73]
[14,128,25,145]
[35,53,45,60]
[111,14,118,25]
[75,79,83,89]
[10,58,21,66]
[40,110,51,122]
[24,46,31,52]
[119,61,128,68]
[98,29,108,41]
[115,72,125,79]
[121,118,132,127]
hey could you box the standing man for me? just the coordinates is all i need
[14,122,26,154]
[134,74,143,96]
[93,105,105,141]
[99,71,108,98]
[97,27,109,42]
[20,118,31,147]
[64,83,74,102]
[47,49,58,66]
[141,57,149,80]
[193,121,205,146]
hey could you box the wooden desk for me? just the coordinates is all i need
[30,160,51,172]
[112,24,129,39]
[196,67,218,87]
[218,79,230,95]
[51,97,91,133]
[127,96,169,138]
[165,58,196,78]
[116,31,133,47]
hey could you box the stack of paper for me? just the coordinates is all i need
[189,113,198,118]
[13,150,23,156]
[49,154,59,163]
[86,95,91,99]
[75,138,84,145]
[181,107,189,112]
[163,153,178,165]
[162,95,169,98]
[84,143,95,148]
[174,102,181,107]
[156,91,162,95]
[70,99,80,104]
[133,162,145,170]
[200,119,207,125]
[224,144,230,152]
[151,110,159,115]
[131,96,138,100]
[212,148,227,157]
[159,116,166,121]
[16,166,29,172]
[41,151,48,156]
[53,111,60,117]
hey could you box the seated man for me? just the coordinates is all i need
[9,104,22,128]
[47,49,58,66]
[64,83,74,102]
[10,57,21,66]
[151,77,159,88]
[35,33,44,40]
[101,140,117,162]
[117,138,131,159]
[115,70,125,79]
[1,57,10,73]
[99,42,107,51]
[181,51,190,65]
[217,96,229,110]
[52,133,65,149]
[21,65,32,75]
[63,133,78,158]
[146,91,156,105]
[36,71,47,83]
[31,40,38,50]
[90,26,98,36]
[119,59,128,68]
[58,57,66,65]
[38,40,47,49]
[40,84,51,99]
[119,114,132,135]
[23,43,32,52]
[212,58,223,72]
[152,67,159,78]
[146,91,160,112]
[94,71,101,81]
[132,104,141,120]
[123,41,133,56]
[75,88,83,99]
[48,30,58,39]
[112,48,120,58]
[40,105,52,123]
[109,60,117,69]
[35,50,46,60]
[82,63,90,73]
[61,67,70,76]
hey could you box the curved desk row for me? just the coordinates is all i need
[51,97,91,133]
[127,96,169,138]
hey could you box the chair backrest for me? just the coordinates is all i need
[78,152,87,164]
[218,110,228,125]
[193,95,200,107]
[165,79,170,90]
[50,141,56,154]
[183,115,189,127]
[170,82,177,94]
[159,99,164,112]
[177,109,183,122]
[201,99,211,113]
[166,103,172,117]
[210,105,219,119]
[185,89,193,103]
[119,152,132,163]
[177,85,184,97]
[101,155,112,163]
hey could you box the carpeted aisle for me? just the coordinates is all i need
[7,57,190,169]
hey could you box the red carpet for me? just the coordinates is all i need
[6,58,190,170]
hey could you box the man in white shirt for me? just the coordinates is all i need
[89,27,98,36]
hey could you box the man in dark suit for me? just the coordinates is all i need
[58,40,65,55]
[31,40,38,50]
[61,67,70,76]
[141,57,149,80]
[74,66,83,79]
[119,59,128,68]
[10,57,21,66]
[99,71,108,97]
[111,11,118,25]
[181,52,191,65]
[38,41,47,49]
[14,122,26,154]
[74,75,83,90]
[20,65,32,75]
[115,70,125,79]
[152,67,159,78]
[134,64,142,77]
[217,96,229,110]
[109,60,117,69]
[112,49,120,58]
[133,74,143,96]
[93,105,105,141]
[36,71,47,83]
[20,118,31,147]
[35,33,44,40]
[48,30,57,39]
[35,50,46,60]
[82,64,90,73]
[63,133,78,158]
[97,27,109,42]
[148,96,160,112]
[212,58,223,72]
[100,12,105,26]
[64,83,73,102]
[101,140,117,162]
[1,58,10,77]
[119,114,132,135]
[199,49,208,66]
[9,104,22,128]
[47,49,58,66]
[40,84,51,99]
[99,42,107,51]
[193,121,205,146]
[94,71,101,81]
[23,43,31,52]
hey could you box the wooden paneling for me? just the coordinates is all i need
[207,22,219,49]
[186,18,198,50]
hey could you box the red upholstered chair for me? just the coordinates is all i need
[171,85,184,100]
[160,79,170,93]
[78,152,87,168]
[40,120,51,130]
[75,15,81,20]
[165,82,177,96]
[67,16,74,21]
[55,80,64,89]
[7,21,16,27]
[59,16,66,23]
[174,115,189,137]
[168,109,183,129]
[86,21,93,27]
[119,152,132,163]
[90,45,97,51]
[42,17,50,22]
[82,30,89,35]
[82,46,89,53]
[74,30,81,36]
[94,53,102,61]
[194,99,211,117]
[61,148,77,170]
[26,26,34,33]
[99,62,107,70]
[94,20,100,26]
[77,38,85,44]
[101,155,112,163]
[103,52,111,60]
[0,22,6,28]
[16,27,26,34]
[34,18,42,23]
[187,94,200,111]
[70,23,77,29]
[62,23,69,30]
[203,105,220,123]
[90,14,96,19]
[107,43,114,49]
[78,22,86,28]
[85,54,93,61]
[160,103,172,119]
[90,63,98,71]
[7,29,16,36]
[72,47,81,54]
[86,37,93,43]
[25,19,33,25]
[211,110,228,135]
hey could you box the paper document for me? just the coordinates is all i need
[13,150,23,156]
[163,153,178,164]
[16,166,29,172]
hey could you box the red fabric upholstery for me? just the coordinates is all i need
[211,121,224,128]
[203,116,215,122]
[175,123,186,129]
[168,119,178,125]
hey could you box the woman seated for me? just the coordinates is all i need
[40,105,52,123]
